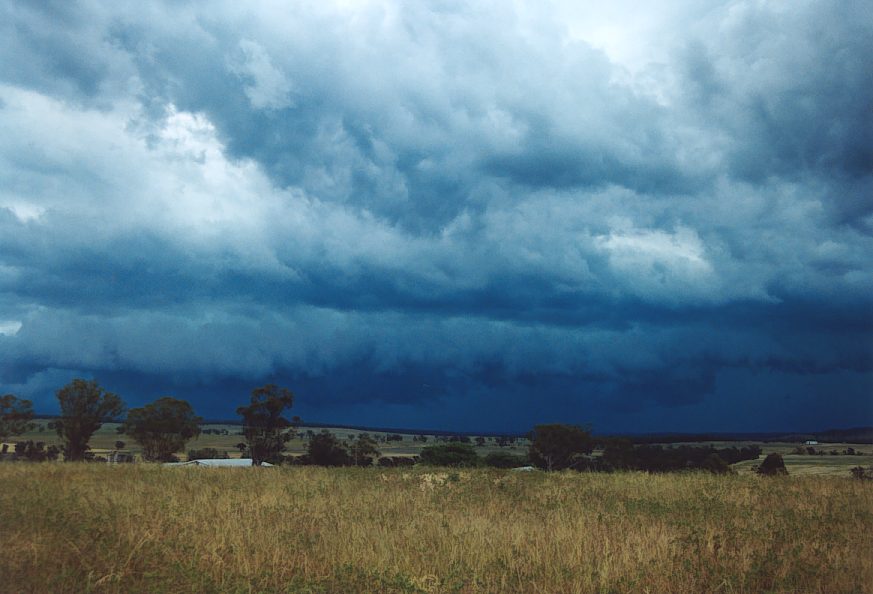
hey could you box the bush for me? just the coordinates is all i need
[188,447,229,460]
[850,466,872,480]
[701,453,733,475]
[418,443,480,467]
[377,456,416,467]
[757,453,788,476]
[600,443,760,473]
[574,457,615,472]
[12,440,60,462]
[483,451,527,468]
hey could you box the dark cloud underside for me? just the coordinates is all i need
[0,1,871,431]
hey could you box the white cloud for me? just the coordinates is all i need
[0,0,869,427]
[232,39,295,110]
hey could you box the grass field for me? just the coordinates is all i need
[1,464,871,593]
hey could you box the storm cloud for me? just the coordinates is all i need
[1,0,871,432]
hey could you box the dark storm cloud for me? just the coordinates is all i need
[0,1,870,431]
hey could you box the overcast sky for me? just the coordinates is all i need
[1,1,871,432]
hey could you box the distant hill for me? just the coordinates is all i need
[815,427,873,444]
[612,427,873,445]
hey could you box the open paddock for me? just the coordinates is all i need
[1,464,871,593]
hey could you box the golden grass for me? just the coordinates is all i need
[1,465,871,594]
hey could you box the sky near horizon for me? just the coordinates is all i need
[0,1,871,432]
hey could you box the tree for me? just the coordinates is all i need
[757,453,788,476]
[305,430,351,466]
[474,436,486,447]
[0,394,35,444]
[348,433,380,466]
[114,440,126,450]
[528,424,593,471]
[54,379,125,461]
[119,397,202,462]
[601,438,637,470]
[236,384,296,466]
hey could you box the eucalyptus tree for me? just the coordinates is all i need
[54,379,125,461]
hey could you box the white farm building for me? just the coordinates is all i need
[163,458,273,467]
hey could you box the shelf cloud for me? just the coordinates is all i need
[0,1,870,431]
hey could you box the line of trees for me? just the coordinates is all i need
[0,385,791,474]
[411,424,765,474]
[1,379,301,465]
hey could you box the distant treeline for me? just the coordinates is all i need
[199,425,873,444]
[597,441,763,473]
[601,427,873,445]
[25,413,873,444]
[196,419,530,438]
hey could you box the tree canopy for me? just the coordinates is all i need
[305,430,351,466]
[757,453,789,476]
[418,443,481,467]
[348,433,380,466]
[528,424,593,471]
[54,379,125,461]
[237,384,296,466]
[119,397,202,462]
[0,394,35,443]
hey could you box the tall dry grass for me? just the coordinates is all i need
[1,464,871,593]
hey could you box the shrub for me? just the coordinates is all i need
[12,440,60,462]
[850,466,872,480]
[418,443,480,467]
[701,453,733,475]
[377,456,416,467]
[600,443,760,473]
[757,453,788,476]
[188,447,229,460]
[483,451,527,468]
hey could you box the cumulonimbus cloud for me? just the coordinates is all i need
[0,0,870,431]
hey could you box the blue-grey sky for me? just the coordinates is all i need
[1,1,871,432]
